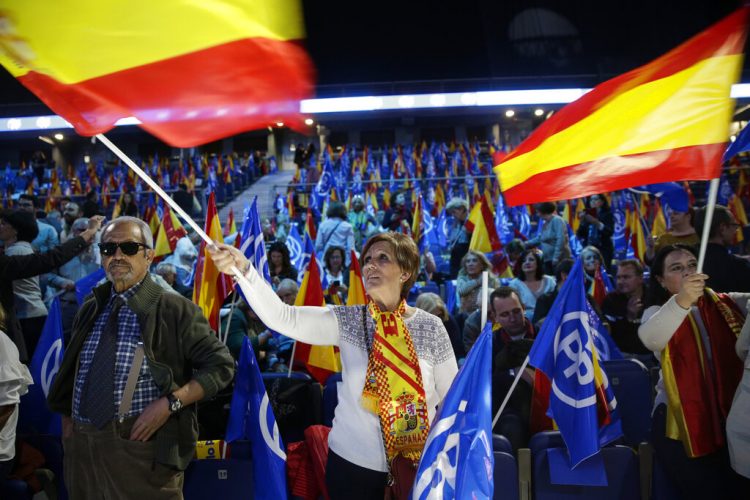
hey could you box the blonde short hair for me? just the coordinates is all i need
[415,292,448,322]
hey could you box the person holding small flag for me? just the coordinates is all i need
[639,244,750,499]
[210,232,458,499]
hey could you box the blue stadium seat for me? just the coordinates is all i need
[420,281,440,295]
[492,433,513,454]
[228,440,252,460]
[602,359,653,446]
[493,451,519,500]
[183,459,254,499]
[531,445,640,500]
[651,453,681,500]
[529,431,565,455]
[322,372,343,427]
[261,371,312,381]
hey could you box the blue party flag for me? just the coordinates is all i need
[75,268,106,305]
[413,322,494,499]
[226,337,287,499]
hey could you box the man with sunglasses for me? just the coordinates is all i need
[48,216,234,499]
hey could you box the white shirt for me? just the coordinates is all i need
[236,265,458,472]
[0,331,33,461]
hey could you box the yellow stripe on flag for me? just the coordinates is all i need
[0,0,305,82]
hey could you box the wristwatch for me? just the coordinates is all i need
[166,393,183,413]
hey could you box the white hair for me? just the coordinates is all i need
[102,216,153,248]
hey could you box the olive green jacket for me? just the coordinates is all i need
[48,274,234,470]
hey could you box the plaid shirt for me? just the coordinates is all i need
[72,279,162,423]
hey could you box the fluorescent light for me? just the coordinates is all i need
[2,83,750,132]
[38,136,54,145]
[54,133,64,140]
[304,118,314,125]
[505,110,515,117]
[275,122,284,127]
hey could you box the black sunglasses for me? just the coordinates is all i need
[99,241,150,256]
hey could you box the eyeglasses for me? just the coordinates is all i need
[99,241,150,256]
[495,307,524,319]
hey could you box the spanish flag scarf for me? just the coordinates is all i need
[361,300,430,465]
[661,289,744,457]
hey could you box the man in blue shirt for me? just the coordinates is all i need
[18,194,59,253]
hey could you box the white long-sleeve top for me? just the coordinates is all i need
[638,293,750,411]
[235,265,458,472]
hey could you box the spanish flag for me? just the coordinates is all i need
[154,205,188,258]
[495,8,748,206]
[193,192,233,331]
[347,250,368,306]
[0,0,314,147]
[292,252,341,384]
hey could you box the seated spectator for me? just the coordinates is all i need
[602,259,650,355]
[172,183,199,217]
[525,202,570,274]
[316,202,355,265]
[576,193,615,269]
[0,304,33,481]
[647,207,698,261]
[18,194,58,253]
[446,198,471,279]
[266,279,298,371]
[219,295,273,363]
[47,218,101,345]
[505,239,525,273]
[695,204,750,293]
[456,250,500,315]
[81,190,103,218]
[60,202,82,243]
[381,191,412,232]
[118,191,138,217]
[416,292,463,360]
[508,249,556,322]
[348,195,379,251]
[154,262,192,298]
[268,241,298,285]
[581,245,605,290]
[639,244,750,500]
[323,246,349,304]
[163,236,198,287]
[532,258,575,330]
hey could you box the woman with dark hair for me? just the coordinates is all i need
[456,250,500,314]
[639,244,750,499]
[209,232,457,498]
[324,245,349,304]
[119,191,138,217]
[316,201,355,265]
[267,241,298,285]
[576,194,615,269]
[526,201,570,274]
[508,249,556,321]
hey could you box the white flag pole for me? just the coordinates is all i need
[96,134,245,279]
[480,271,489,330]
[492,356,530,429]
[697,177,720,273]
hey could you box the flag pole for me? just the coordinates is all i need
[492,355,530,428]
[96,134,245,278]
[287,341,298,378]
[221,293,240,345]
[697,177,720,273]
[480,271,489,330]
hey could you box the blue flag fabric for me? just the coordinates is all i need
[631,183,689,212]
[226,337,287,499]
[528,258,622,467]
[723,123,750,161]
[75,268,106,305]
[19,297,64,435]
[610,192,628,260]
[285,223,305,270]
[413,322,494,499]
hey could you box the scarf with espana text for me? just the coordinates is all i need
[661,289,744,457]
[361,300,430,465]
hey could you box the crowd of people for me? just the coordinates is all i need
[1,147,750,498]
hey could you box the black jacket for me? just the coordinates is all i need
[1,236,89,362]
[703,242,750,293]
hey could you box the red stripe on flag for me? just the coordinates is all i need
[502,143,724,206]
[18,37,314,147]
[373,350,425,396]
[501,8,747,161]
[373,332,418,368]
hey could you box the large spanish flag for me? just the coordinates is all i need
[0,0,314,147]
[496,8,748,206]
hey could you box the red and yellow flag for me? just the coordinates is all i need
[495,8,748,205]
[0,0,314,147]
[154,205,188,257]
[193,192,233,331]
[224,208,237,237]
[347,250,368,306]
[293,253,341,384]
[466,197,501,254]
